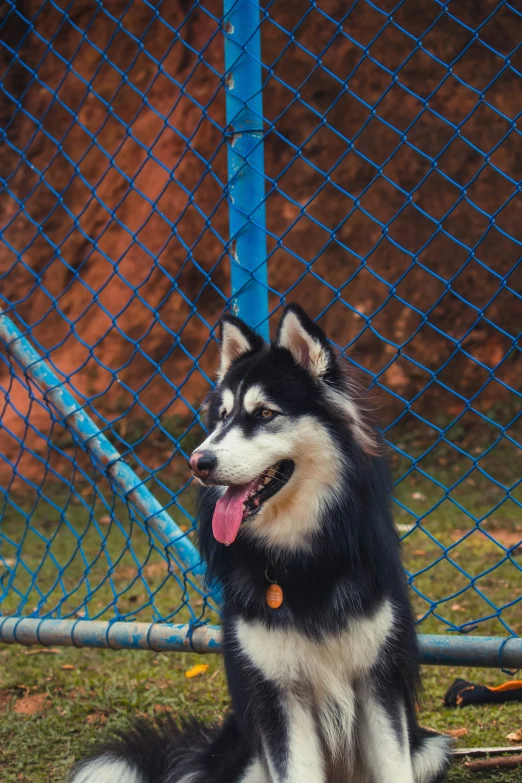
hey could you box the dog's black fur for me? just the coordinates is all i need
[70,304,451,783]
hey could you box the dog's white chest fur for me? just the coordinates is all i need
[235,599,394,687]
[235,599,394,771]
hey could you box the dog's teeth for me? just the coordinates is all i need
[267,467,276,478]
[263,476,271,485]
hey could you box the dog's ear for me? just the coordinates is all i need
[218,315,264,380]
[276,304,335,379]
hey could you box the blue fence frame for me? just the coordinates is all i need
[1,0,521,667]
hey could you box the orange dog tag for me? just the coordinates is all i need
[266,583,283,609]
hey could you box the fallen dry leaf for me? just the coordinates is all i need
[118,562,168,580]
[412,492,426,501]
[13,694,48,715]
[61,664,75,671]
[154,704,172,714]
[446,727,469,738]
[86,713,107,725]
[507,729,522,743]
[412,549,427,556]
[24,648,61,656]
[185,664,209,679]
[99,515,111,525]
[451,603,465,612]
[451,529,522,548]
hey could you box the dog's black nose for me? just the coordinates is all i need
[189,450,217,478]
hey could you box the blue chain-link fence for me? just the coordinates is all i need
[1,0,521,665]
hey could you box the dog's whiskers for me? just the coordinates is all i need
[261,471,287,486]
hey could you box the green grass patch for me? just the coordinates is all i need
[1,644,522,781]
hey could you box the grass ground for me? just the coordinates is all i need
[1,645,522,782]
[1,408,521,780]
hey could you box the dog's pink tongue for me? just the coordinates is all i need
[212,482,256,545]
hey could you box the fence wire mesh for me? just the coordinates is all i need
[0,0,521,649]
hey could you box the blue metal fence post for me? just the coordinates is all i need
[223,0,269,339]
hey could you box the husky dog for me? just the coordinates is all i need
[69,304,451,783]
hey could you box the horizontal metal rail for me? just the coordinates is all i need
[0,617,221,653]
[419,633,522,669]
[1,616,521,668]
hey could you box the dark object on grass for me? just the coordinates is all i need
[465,754,522,772]
[444,677,522,707]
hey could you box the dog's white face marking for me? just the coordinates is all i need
[197,406,344,549]
[221,388,235,416]
[243,384,270,413]
[69,757,143,783]
[197,422,286,485]
[247,416,344,549]
[236,600,394,764]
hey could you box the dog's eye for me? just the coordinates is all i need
[220,409,228,421]
[258,408,277,420]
